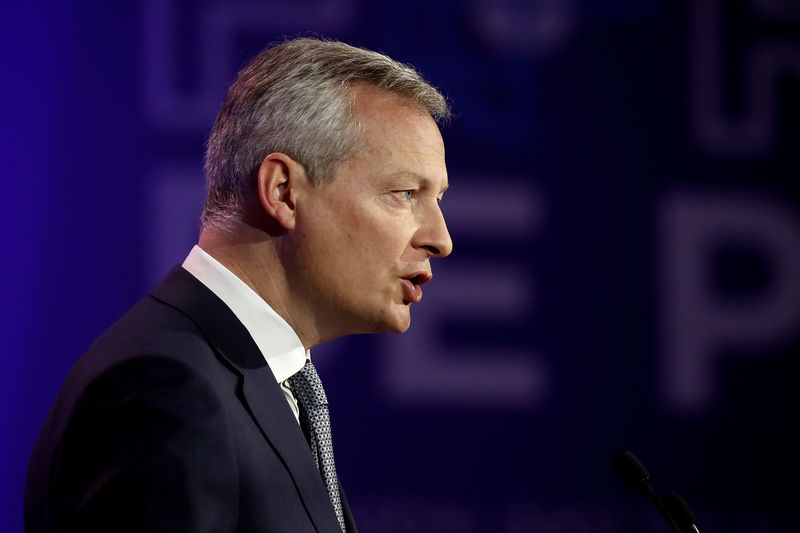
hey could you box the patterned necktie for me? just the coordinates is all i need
[288,360,346,532]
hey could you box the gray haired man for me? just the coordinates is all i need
[25,37,452,532]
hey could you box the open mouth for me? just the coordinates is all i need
[400,271,432,304]
[407,274,426,285]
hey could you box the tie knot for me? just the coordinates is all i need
[288,359,328,408]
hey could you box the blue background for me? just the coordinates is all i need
[3,1,800,531]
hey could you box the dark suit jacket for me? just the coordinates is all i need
[25,266,357,532]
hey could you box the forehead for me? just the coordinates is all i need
[347,86,447,184]
[350,85,439,136]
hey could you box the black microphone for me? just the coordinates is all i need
[611,450,654,494]
[662,490,700,533]
[611,451,683,532]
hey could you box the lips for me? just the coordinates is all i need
[400,270,432,304]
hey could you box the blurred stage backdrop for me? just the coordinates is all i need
[2,1,800,531]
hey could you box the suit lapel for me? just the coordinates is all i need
[151,266,343,532]
[240,368,344,531]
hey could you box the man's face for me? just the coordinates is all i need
[290,86,452,340]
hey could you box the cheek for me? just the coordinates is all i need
[308,203,409,276]
[308,217,373,281]
[333,210,390,254]
[362,223,407,261]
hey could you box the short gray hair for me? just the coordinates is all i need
[201,37,451,231]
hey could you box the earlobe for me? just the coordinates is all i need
[256,153,304,230]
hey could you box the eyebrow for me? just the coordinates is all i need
[384,171,449,194]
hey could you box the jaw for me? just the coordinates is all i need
[384,300,412,333]
[291,270,417,340]
[313,295,412,340]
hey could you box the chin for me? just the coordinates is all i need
[388,311,412,333]
[352,303,412,335]
[375,308,411,334]
[389,321,411,334]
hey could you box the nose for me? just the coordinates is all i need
[418,203,453,258]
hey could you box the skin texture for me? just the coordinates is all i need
[199,85,452,348]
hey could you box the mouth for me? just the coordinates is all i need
[400,271,432,304]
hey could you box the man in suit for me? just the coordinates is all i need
[25,38,452,532]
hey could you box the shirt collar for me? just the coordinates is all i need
[181,245,308,383]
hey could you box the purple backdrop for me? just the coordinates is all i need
[3,1,800,531]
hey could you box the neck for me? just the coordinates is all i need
[198,222,320,349]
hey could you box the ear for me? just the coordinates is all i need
[256,153,309,230]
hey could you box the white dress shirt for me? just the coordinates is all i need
[182,245,307,423]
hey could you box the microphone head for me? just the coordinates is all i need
[661,490,697,529]
[611,450,652,493]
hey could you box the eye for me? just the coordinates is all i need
[392,190,414,201]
